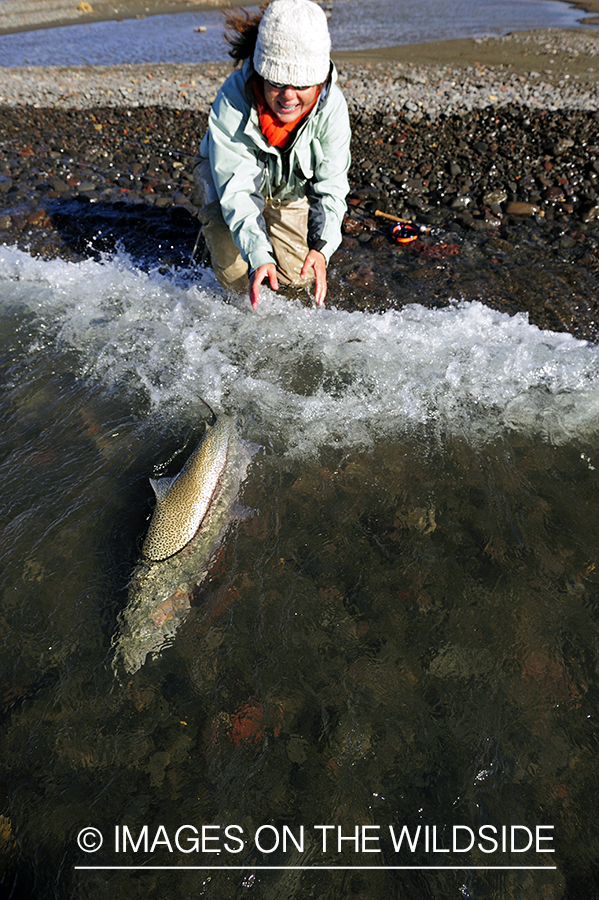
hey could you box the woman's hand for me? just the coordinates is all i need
[249,264,279,310]
[301,249,327,307]
[249,251,327,310]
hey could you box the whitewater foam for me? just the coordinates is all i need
[1,245,598,454]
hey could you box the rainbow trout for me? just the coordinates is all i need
[112,416,253,676]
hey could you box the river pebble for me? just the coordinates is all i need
[1,28,599,340]
[0,29,597,114]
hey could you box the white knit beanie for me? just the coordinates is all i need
[253,0,331,87]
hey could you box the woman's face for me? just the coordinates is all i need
[263,81,318,122]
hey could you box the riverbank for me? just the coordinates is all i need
[1,27,599,340]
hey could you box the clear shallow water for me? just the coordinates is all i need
[1,244,599,898]
[0,0,591,66]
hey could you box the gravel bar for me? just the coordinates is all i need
[0,29,598,115]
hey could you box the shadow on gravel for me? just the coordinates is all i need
[43,196,201,270]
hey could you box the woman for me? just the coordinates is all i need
[194,0,351,310]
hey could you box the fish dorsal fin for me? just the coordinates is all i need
[150,475,177,503]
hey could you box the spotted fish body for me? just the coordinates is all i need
[143,417,233,561]
[112,416,255,676]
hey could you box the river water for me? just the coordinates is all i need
[0,0,591,66]
[1,239,598,898]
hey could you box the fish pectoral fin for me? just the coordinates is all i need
[149,475,177,502]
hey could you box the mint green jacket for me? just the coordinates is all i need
[198,60,351,272]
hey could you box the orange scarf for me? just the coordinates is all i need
[253,80,319,149]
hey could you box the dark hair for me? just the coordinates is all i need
[224,3,270,66]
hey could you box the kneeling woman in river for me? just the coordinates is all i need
[194,0,351,309]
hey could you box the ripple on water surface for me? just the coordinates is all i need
[0,0,590,66]
[0,247,597,900]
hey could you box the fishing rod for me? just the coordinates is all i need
[346,205,431,244]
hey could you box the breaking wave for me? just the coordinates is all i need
[1,244,598,455]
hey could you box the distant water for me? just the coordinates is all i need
[0,0,591,67]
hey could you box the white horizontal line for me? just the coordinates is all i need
[74,865,557,871]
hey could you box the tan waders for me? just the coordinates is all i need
[194,159,314,293]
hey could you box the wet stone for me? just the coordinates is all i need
[451,196,473,210]
[26,210,51,227]
[455,212,475,227]
[553,137,575,155]
[559,236,577,249]
[471,218,499,232]
[342,216,364,236]
[582,204,599,222]
[483,189,508,206]
[505,201,543,216]
[49,178,69,194]
[353,188,381,200]
[543,187,566,202]
[486,237,515,253]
